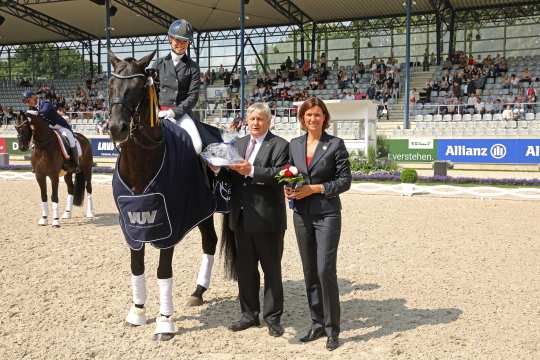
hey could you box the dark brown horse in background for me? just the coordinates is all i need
[15,111,94,227]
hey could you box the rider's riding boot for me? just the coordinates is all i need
[71,146,81,173]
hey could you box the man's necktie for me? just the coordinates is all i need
[244,138,257,160]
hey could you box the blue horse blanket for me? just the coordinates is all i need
[112,120,216,250]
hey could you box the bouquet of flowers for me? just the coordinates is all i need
[275,164,304,209]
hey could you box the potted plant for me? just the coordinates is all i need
[400,168,418,196]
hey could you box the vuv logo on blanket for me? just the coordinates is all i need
[127,210,158,225]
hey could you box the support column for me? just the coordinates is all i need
[196,32,201,64]
[448,10,456,57]
[300,24,305,66]
[31,46,36,82]
[131,40,135,58]
[503,21,507,57]
[404,0,412,130]
[240,0,246,120]
[8,48,12,81]
[207,34,211,70]
[263,28,268,70]
[97,40,101,75]
[435,8,442,66]
[105,0,112,78]
[89,41,94,80]
[81,42,86,79]
[310,23,316,70]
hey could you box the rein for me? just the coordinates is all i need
[15,117,54,148]
[109,72,163,150]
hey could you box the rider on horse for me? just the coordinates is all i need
[150,19,224,306]
[23,90,80,172]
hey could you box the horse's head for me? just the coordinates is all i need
[15,111,32,151]
[108,50,156,143]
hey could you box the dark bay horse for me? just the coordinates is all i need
[15,111,94,227]
[109,50,238,341]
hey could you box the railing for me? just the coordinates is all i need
[409,102,540,119]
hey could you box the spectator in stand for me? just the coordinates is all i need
[526,86,537,112]
[332,57,339,71]
[223,69,231,87]
[502,105,513,120]
[423,48,430,71]
[409,88,418,106]
[218,64,225,80]
[320,53,327,71]
[520,68,532,85]
[285,56,293,70]
[510,74,519,89]
[0,105,4,126]
[5,107,15,125]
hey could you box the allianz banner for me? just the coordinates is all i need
[91,138,119,157]
[437,139,540,164]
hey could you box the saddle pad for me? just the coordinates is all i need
[117,193,172,245]
[52,130,82,160]
[113,119,216,250]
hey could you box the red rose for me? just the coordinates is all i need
[284,169,293,177]
[284,164,291,170]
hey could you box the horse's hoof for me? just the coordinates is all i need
[38,217,47,226]
[86,212,94,219]
[153,315,177,341]
[52,219,60,228]
[186,295,203,307]
[153,333,175,341]
[61,211,72,219]
[125,305,147,326]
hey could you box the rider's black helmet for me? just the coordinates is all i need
[168,19,193,43]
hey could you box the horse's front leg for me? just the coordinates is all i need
[154,247,177,341]
[50,175,61,227]
[126,246,148,327]
[36,174,48,226]
[62,173,74,219]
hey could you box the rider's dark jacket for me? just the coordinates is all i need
[35,99,72,130]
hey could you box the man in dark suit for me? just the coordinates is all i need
[226,102,289,337]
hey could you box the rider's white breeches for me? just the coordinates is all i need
[52,125,76,148]
[168,114,202,154]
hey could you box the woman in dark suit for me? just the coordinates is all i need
[285,97,351,351]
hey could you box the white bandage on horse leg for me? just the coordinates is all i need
[41,202,48,218]
[65,194,74,212]
[131,274,147,305]
[196,254,214,289]
[52,202,59,219]
[157,278,174,316]
[86,194,94,217]
[176,114,203,154]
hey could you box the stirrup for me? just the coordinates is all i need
[126,305,147,326]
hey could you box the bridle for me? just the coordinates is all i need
[14,114,54,148]
[109,71,163,150]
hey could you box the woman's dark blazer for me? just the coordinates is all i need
[289,132,352,216]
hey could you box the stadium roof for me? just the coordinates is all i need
[0,0,538,45]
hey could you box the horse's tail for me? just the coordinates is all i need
[220,213,238,281]
[73,171,86,206]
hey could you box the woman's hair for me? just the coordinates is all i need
[246,102,271,121]
[298,97,330,131]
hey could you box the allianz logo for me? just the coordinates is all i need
[97,142,115,151]
[445,144,507,159]
[128,210,157,225]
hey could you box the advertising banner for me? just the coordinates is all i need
[6,138,30,155]
[91,138,118,157]
[385,139,436,163]
[0,138,6,153]
[437,139,540,164]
